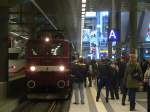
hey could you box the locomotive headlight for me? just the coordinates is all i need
[10,65,16,70]
[30,66,36,72]
[59,65,65,71]
[45,37,50,42]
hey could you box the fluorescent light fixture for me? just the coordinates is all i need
[10,32,29,40]
[82,4,86,8]
[82,8,86,11]
[82,0,86,3]
[82,11,85,14]
[85,12,96,17]
[81,15,85,18]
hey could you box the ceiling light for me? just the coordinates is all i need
[81,15,85,18]
[82,12,85,14]
[82,0,86,3]
[82,4,86,8]
[82,8,86,11]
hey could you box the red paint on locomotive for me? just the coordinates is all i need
[25,37,72,92]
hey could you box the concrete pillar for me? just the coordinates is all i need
[0,6,9,100]
[108,0,117,59]
[108,0,121,59]
[108,2,112,59]
[128,0,137,53]
[115,0,121,59]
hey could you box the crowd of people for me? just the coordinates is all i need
[71,53,150,111]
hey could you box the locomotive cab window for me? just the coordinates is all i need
[30,41,64,56]
[48,43,63,56]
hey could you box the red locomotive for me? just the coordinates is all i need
[25,32,74,99]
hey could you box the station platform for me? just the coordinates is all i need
[0,82,147,112]
[0,98,19,112]
[69,84,147,112]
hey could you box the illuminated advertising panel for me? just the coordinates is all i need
[145,23,150,42]
[82,11,109,59]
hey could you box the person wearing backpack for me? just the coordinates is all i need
[123,53,143,111]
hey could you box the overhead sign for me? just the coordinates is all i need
[108,29,120,41]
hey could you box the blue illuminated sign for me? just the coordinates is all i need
[108,29,120,41]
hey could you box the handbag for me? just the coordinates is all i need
[131,64,142,81]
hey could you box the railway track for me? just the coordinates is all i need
[47,101,57,112]
[13,101,57,112]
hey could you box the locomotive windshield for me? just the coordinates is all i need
[29,41,64,57]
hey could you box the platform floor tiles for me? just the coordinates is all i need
[69,88,90,112]
[101,89,147,112]
[0,98,18,112]
[69,85,147,112]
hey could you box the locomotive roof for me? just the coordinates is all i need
[27,38,70,43]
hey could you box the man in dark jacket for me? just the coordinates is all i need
[109,61,119,100]
[96,59,110,103]
[118,58,127,93]
[71,57,87,104]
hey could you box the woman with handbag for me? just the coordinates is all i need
[123,53,143,111]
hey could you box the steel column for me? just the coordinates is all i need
[0,6,9,100]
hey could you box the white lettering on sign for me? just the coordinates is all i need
[109,30,117,40]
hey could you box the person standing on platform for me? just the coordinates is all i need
[123,53,143,111]
[91,59,98,85]
[118,58,127,94]
[120,58,128,106]
[141,59,149,91]
[144,58,150,112]
[96,59,110,103]
[87,60,93,87]
[109,61,119,100]
[71,57,87,104]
